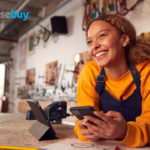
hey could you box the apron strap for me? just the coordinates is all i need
[95,67,105,97]
[128,62,141,89]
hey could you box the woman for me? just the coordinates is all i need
[74,14,150,148]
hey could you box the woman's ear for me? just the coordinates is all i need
[121,34,129,47]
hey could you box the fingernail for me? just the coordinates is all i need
[94,111,98,115]
[82,121,86,125]
[84,116,87,119]
[84,118,88,122]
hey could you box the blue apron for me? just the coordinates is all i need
[95,63,142,122]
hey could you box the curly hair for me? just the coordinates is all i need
[86,15,150,64]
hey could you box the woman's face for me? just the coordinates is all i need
[87,20,126,68]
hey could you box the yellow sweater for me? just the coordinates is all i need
[74,60,150,148]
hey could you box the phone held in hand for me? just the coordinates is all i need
[70,106,104,125]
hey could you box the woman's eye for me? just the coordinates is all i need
[87,41,92,45]
[99,34,106,38]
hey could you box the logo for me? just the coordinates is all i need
[0,9,30,21]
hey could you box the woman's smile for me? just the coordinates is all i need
[95,50,109,61]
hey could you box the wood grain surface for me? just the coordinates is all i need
[0,113,76,148]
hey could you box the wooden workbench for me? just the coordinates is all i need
[0,113,76,148]
[1,113,150,150]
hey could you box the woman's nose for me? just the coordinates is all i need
[93,40,101,50]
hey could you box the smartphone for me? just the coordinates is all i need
[70,106,104,125]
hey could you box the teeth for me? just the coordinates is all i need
[96,51,108,57]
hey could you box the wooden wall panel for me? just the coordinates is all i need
[45,61,58,86]
[26,68,35,89]
[74,51,92,83]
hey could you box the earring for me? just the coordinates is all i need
[123,43,126,47]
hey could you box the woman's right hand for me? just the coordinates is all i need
[78,119,100,141]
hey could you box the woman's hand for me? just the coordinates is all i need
[81,111,127,141]
[78,119,100,141]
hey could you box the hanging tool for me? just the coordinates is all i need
[116,0,144,16]
[53,64,62,94]
[90,0,100,19]
[65,60,84,74]
[32,24,51,46]
[82,0,91,31]
[109,0,115,11]
[102,0,107,14]
[37,23,51,42]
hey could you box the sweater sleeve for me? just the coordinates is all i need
[74,63,100,141]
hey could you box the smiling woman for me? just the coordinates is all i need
[74,15,150,148]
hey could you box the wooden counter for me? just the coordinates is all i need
[1,113,150,149]
[0,113,76,148]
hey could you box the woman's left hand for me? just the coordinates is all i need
[82,111,127,141]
